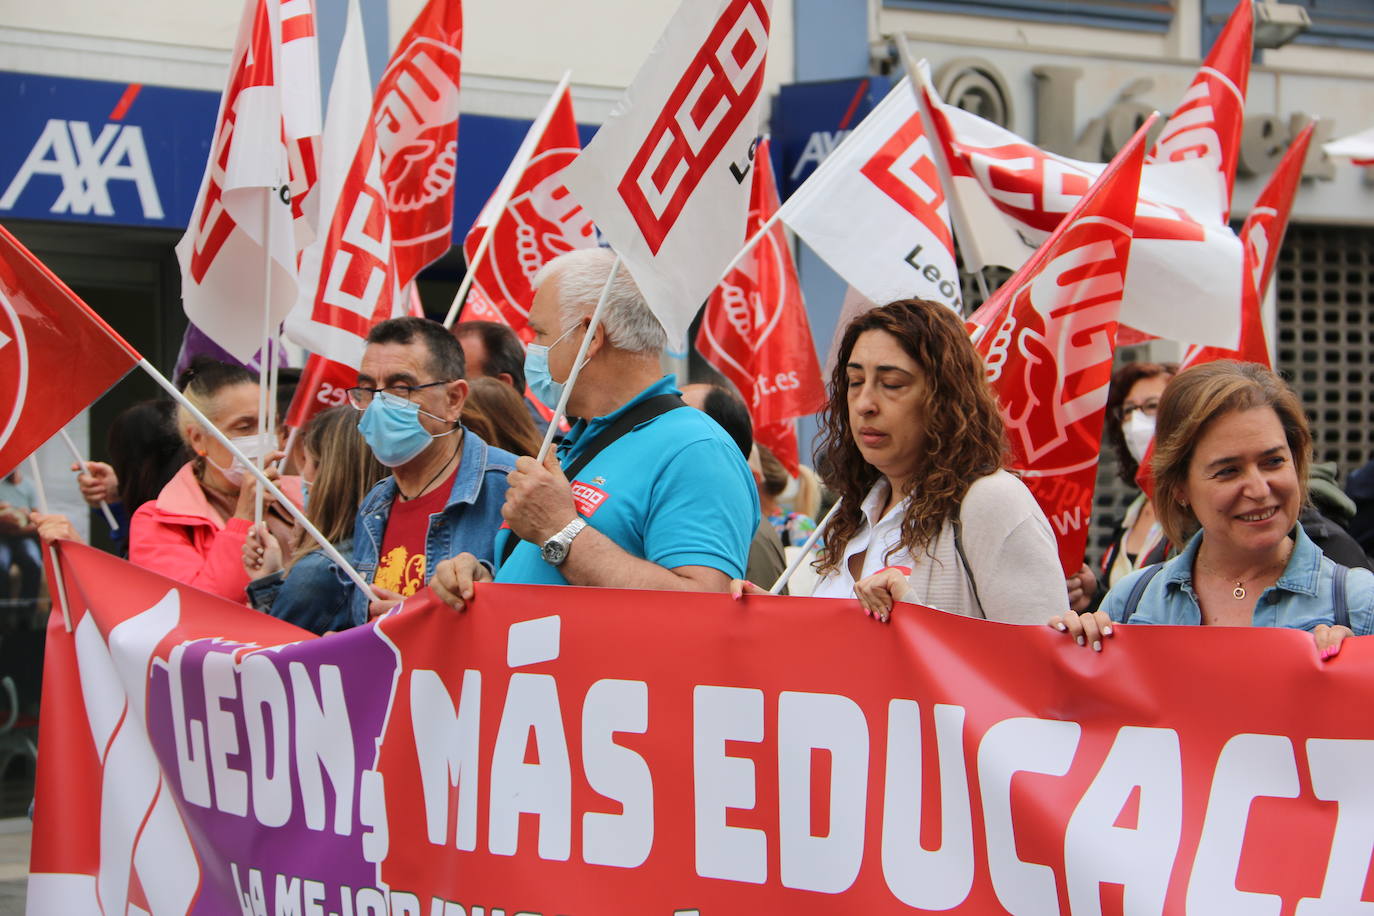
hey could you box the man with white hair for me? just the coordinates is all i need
[432,248,758,602]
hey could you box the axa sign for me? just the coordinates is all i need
[0,119,164,221]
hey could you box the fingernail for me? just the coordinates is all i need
[731,591,741,601]
[1092,640,1102,652]
[1055,622,1067,632]
[864,608,872,617]
[1076,635,1085,646]
[1103,626,1113,636]
[1321,646,1335,660]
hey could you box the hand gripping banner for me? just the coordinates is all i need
[32,542,1374,914]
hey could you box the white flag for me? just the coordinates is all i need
[778,76,961,312]
[176,0,321,362]
[561,0,773,346]
[932,101,1243,349]
[1324,126,1374,166]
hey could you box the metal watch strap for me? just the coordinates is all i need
[543,516,587,566]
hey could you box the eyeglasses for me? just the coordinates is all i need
[346,380,453,410]
[1113,398,1161,423]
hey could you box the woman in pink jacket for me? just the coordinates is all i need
[129,358,296,603]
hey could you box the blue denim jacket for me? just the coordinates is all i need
[1102,523,1374,634]
[246,537,356,635]
[346,429,516,626]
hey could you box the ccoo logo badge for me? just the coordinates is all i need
[0,289,29,456]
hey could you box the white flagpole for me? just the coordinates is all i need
[255,199,274,527]
[442,71,575,329]
[534,251,621,463]
[712,206,782,292]
[769,497,841,595]
[57,428,120,531]
[25,457,70,633]
[135,358,379,601]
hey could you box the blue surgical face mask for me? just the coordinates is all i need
[525,324,580,407]
[358,391,456,468]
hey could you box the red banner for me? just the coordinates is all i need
[33,541,1374,914]
[973,122,1149,576]
[0,224,139,478]
[697,138,825,475]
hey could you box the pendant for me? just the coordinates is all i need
[1233,584,1246,600]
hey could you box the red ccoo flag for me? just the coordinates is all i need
[0,224,140,477]
[697,138,825,476]
[973,119,1152,576]
[458,83,594,339]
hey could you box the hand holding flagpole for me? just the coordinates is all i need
[56,429,120,531]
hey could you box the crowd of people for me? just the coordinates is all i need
[12,246,1374,658]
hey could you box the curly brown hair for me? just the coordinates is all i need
[814,299,1008,574]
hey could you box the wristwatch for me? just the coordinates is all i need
[540,517,587,567]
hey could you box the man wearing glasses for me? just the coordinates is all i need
[344,316,517,623]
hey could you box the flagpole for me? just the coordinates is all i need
[534,251,621,463]
[712,207,783,292]
[769,497,841,595]
[134,357,379,602]
[255,199,275,528]
[56,428,119,531]
[897,38,989,286]
[26,456,73,633]
[442,71,575,329]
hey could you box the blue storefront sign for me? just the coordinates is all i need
[0,70,594,240]
[771,75,891,201]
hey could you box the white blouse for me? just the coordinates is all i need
[812,471,1067,623]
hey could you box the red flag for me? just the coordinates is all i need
[459,83,593,338]
[0,224,140,477]
[285,352,356,428]
[974,121,1151,576]
[1147,0,1252,221]
[1180,123,1313,372]
[696,138,826,476]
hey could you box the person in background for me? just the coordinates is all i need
[462,377,543,457]
[347,317,516,622]
[431,248,758,608]
[1053,361,1373,656]
[453,319,550,434]
[129,358,299,603]
[680,382,786,591]
[243,406,385,633]
[0,471,43,619]
[734,298,1066,624]
[755,444,816,549]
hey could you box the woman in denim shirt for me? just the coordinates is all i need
[243,407,385,634]
[1051,361,1374,655]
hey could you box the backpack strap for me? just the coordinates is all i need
[1333,563,1350,630]
[496,393,685,570]
[1120,562,1165,624]
[952,520,985,618]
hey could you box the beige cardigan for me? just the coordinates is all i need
[812,470,1066,623]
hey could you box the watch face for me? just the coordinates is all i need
[542,540,568,566]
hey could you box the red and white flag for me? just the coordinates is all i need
[458,81,594,339]
[284,0,461,426]
[934,98,1242,350]
[1323,126,1374,167]
[1180,123,1314,371]
[1147,0,1252,221]
[176,0,322,363]
[777,76,961,312]
[0,224,140,478]
[697,138,825,476]
[561,0,773,346]
[974,120,1151,576]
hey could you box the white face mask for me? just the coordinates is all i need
[1122,411,1156,465]
[205,432,276,487]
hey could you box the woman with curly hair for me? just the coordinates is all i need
[736,298,1065,622]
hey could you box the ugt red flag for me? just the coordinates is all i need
[176,0,322,363]
[285,0,461,428]
[777,76,962,312]
[0,224,139,477]
[458,81,595,338]
[1180,122,1313,372]
[974,120,1151,576]
[561,0,773,346]
[697,138,824,476]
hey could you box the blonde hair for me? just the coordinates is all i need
[1151,360,1311,547]
[290,407,385,566]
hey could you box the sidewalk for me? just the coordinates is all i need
[0,819,29,916]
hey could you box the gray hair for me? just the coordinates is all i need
[532,248,668,354]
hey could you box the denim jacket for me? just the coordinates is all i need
[346,429,516,626]
[246,537,356,635]
[1102,523,1374,634]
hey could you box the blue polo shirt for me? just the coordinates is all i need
[495,375,759,586]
